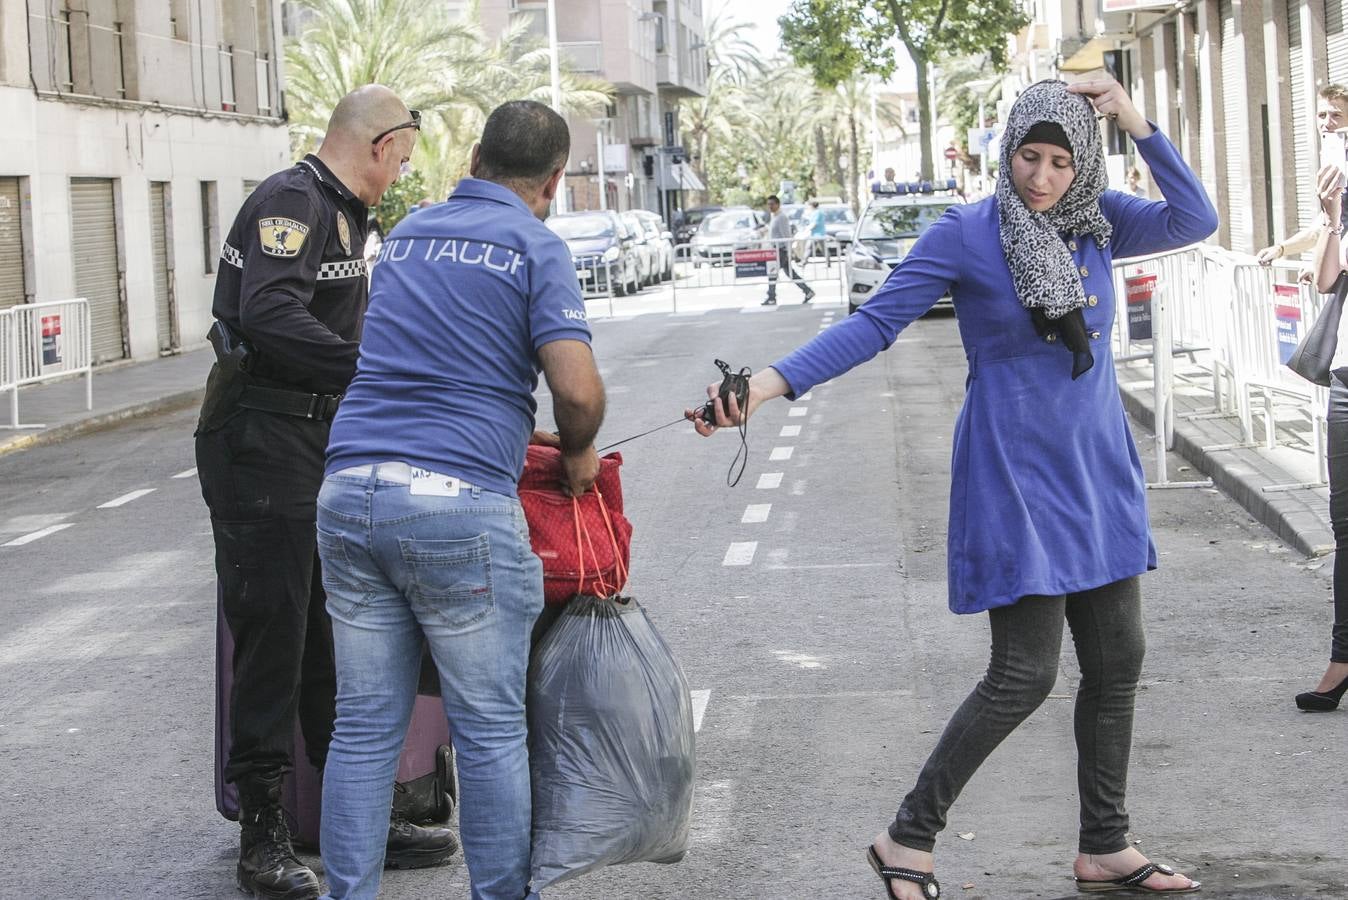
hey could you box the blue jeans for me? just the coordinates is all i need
[315,465,543,900]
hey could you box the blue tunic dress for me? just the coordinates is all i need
[771,129,1219,614]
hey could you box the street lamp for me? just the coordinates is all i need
[546,0,567,212]
[593,118,611,210]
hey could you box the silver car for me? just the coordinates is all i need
[846,194,962,314]
[690,209,768,266]
[632,210,674,282]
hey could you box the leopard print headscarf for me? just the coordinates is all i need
[996,80,1112,320]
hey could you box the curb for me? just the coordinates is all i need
[1119,386,1335,558]
[0,388,203,459]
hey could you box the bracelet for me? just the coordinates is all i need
[1331,223,1345,236]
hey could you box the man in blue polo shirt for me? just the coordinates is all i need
[315,100,605,900]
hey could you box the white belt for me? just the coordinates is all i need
[334,462,472,491]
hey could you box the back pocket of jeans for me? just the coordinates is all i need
[317,527,374,617]
[400,534,494,628]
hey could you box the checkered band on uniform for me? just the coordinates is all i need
[220,242,244,269]
[318,259,368,280]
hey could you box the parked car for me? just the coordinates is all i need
[673,205,724,251]
[689,208,768,266]
[846,192,963,314]
[632,209,675,282]
[620,211,660,287]
[545,210,642,296]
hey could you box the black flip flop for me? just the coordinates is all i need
[1076,861,1201,893]
[866,845,941,899]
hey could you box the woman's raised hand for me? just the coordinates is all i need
[1066,77,1152,140]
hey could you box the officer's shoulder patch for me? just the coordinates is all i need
[336,212,351,255]
[258,217,311,257]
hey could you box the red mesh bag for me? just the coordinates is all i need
[519,446,632,604]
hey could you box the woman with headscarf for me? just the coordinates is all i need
[689,77,1216,897]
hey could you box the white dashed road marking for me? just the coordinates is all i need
[741,504,771,524]
[97,489,157,509]
[769,446,795,461]
[788,406,808,417]
[722,542,758,566]
[3,524,74,547]
[690,689,711,732]
[171,467,197,479]
[756,472,783,489]
[779,425,801,437]
[799,392,813,400]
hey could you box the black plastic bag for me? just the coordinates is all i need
[528,594,695,889]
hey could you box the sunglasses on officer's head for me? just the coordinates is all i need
[371,109,421,145]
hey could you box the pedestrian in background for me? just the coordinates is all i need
[692,76,1215,899]
[316,99,606,900]
[1258,84,1348,277]
[762,194,815,306]
[807,199,828,261]
[1302,151,1348,713]
[1126,166,1146,197]
[194,85,456,899]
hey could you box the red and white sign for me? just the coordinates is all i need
[943,146,959,161]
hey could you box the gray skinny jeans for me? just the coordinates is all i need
[890,576,1145,855]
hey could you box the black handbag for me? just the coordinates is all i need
[1287,274,1348,386]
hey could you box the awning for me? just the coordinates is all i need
[1059,37,1111,72]
[676,166,705,191]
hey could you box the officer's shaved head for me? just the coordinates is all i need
[475,101,570,187]
[326,85,411,143]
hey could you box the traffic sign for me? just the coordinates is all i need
[943,146,959,161]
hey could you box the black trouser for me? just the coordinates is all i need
[196,407,336,785]
[767,247,811,301]
[890,577,1145,855]
[1325,376,1348,662]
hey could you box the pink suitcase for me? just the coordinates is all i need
[213,587,456,848]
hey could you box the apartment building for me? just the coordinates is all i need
[1013,0,1348,256]
[478,0,706,219]
[0,0,290,364]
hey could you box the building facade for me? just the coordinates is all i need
[0,0,291,364]
[1015,0,1348,257]
[478,0,706,221]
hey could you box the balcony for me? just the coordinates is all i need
[559,41,603,75]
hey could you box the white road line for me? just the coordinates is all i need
[769,446,795,461]
[97,489,157,509]
[788,406,808,417]
[722,541,757,566]
[171,467,197,479]
[756,472,783,489]
[3,523,73,547]
[779,425,801,437]
[690,689,711,732]
[741,504,771,524]
[799,392,813,400]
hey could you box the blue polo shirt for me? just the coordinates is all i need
[324,178,591,496]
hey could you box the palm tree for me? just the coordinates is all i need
[285,0,612,204]
[680,11,765,199]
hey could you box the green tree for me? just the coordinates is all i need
[779,0,1029,181]
[284,0,612,225]
[679,11,764,201]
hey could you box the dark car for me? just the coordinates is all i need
[673,205,724,250]
[546,210,642,297]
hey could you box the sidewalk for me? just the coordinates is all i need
[1,338,1337,558]
[0,345,213,456]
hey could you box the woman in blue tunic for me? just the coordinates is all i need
[691,78,1216,898]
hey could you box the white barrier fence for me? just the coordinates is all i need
[1111,246,1331,489]
[0,299,93,429]
[669,235,846,311]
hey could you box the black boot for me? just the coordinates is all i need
[384,813,459,870]
[236,774,321,899]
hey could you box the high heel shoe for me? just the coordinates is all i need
[1295,674,1348,711]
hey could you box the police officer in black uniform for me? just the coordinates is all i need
[196,85,457,900]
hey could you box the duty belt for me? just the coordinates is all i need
[238,385,343,421]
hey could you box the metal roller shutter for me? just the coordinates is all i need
[1328,0,1348,84]
[0,177,24,310]
[69,178,126,363]
[1221,0,1250,250]
[150,182,176,352]
[1289,0,1316,231]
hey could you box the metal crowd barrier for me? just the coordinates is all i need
[0,298,93,429]
[1110,246,1332,490]
[669,235,846,311]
